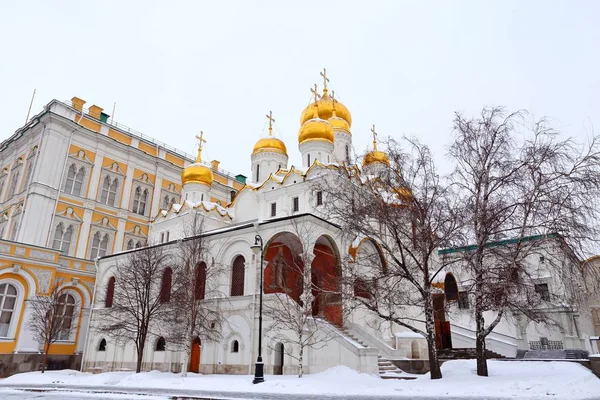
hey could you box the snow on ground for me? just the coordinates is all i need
[1,360,599,399]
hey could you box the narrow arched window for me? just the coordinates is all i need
[160,268,172,303]
[126,239,134,250]
[195,262,207,300]
[8,170,20,198]
[139,189,148,215]
[231,340,239,353]
[52,223,73,254]
[64,164,77,193]
[230,256,245,296]
[98,338,107,351]
[53,223,64,250]
[91,232,109,258]
[99,234,109,257]
[0,283,18,337]
[256,164,260,182]
[24,162,33,188]
[132,187,141,213]
[135,241,143,249]
[74,167,85,196]
[100,176,111,204]
[307,154,311,166]
[444,273,459,301]
[108,178,118,206]
[162,195,170,209]
[345,145,350,164]
[105,277,115,308]
[155,337,166,351]
[57,293,75,340]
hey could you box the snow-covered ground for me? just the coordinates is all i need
[0,360,598,399]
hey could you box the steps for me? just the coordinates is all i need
[340,328,368,348]
[377,354,408,379]
[438,348,505,360]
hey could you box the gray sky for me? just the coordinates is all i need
[1,0,599,176]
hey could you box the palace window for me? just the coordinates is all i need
[98,338,107,352]
[52,223,74,255]
[155,337,166,351]
[0,283,17,337]
[56,293,76,340]
[8,170,20,198]
[160,268,172,303]
[132,186,149,215]
[231,256,245,297]
[195,262,207,300]
[99,176,119,207]
[162,195,170,210]
[458,291,469,309]
[90,232,110,259]
[292,197,299,212]
[63,164,86,196]
[535,283,550,301]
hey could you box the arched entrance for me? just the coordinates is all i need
[189,337,201,373]
[274,342,284,375]
[311,235,342,326]
[433,272,457,350]
[263,232,304,304]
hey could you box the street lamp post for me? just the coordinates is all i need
[250,234,265,384]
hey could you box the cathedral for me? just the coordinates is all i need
[0,71,596,377]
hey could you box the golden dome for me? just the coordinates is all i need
[393,186,413,202]
[329,108,351,134]
[182,163,213,186]
[363,150,390,166]
[300,88,352,128]
[298,114,335,145]
[252,137,287,156]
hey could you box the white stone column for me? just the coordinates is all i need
[150,176,163,217]
[87,152,104,201]
[120,163,136,210]
[113,215,127,253]
[76,208,94,259]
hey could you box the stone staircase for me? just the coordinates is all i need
[438,348,505,360]
[339,327,407,379]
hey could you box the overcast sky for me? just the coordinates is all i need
[1,0,599,176]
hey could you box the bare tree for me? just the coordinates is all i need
[316,138,461,380]
[164,211,228,375]
[27,278,80,373]
[449,107,600,376]
[263,217,335,378]
[96,245,172,373]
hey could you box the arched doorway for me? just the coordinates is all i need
[189,337,201,373]
[274,342,284,375]
[311,235,342,326]
[263,232,304,304]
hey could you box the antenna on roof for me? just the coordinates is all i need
[111,102,116,124]
[25,89,36,124]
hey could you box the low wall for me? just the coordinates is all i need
[0,353,81,377]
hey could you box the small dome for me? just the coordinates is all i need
[393,186,413,202]
[252,137,287,156]
[182,163,213,186]
[363,150,390,166]
[298,117,335,145]
[329,115,350,134]
[300,88,352,128]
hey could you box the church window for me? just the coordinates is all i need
[345,145,350,164]
[270,203,276,217]
[166,231,170,242]
[307,154,311,166]
[458,291,469,309]
[56,293,76,340]
[135,241,143,248]
[230,256,245,297]
[535,283,550,301]
[8,170,20,198]
[231,340,239,353]
[52,223,74,255]
[0,283,18,337]
[98,338,107,351]
[160,232,164,243]
[195,262,207,300]
[256,165,260,182]
[292,197,299,212]
[162,195,170,210]
[316,191,323,206]
[105,277,115,308]
[90,232,110,259]
[155,337,166,351]
[160,267,172,303]
[444,273,459,301]
[230,191,236,202]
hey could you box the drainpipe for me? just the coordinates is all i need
[80,256,100,372]
[16,119,46,242]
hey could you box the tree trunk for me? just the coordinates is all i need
[136,342,146,373]
[424,295,442,379]
[41,342,50,373]
[298,345,304,378]
[475,309,488,376]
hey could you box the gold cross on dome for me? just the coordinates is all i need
[371,124,378,150]
[266,111,275,136]
[320,68,330,90]
[195,131,206,163]
[310,83,320,103]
